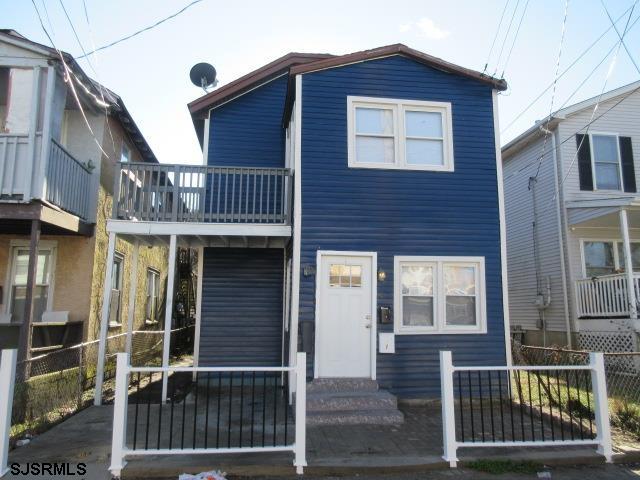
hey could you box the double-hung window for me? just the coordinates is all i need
[394,256,486,334]
[590,134,622,191]
[348,96,454,171]
[146,268,160,324]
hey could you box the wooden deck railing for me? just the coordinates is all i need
[45,139,93,220]
[113,162,292,224]
[575,273,640,318]
[0,134,32,199]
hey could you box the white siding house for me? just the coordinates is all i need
[503,80,640,352]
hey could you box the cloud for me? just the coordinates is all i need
[399,17,450,40]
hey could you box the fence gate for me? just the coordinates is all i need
[439,351,613,467]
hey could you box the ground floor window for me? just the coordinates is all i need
[394,256,486,334]
[582,240,640,277]
[146,268,160,324]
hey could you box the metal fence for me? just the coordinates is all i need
[10,325,194,442]
[512,342,640,405]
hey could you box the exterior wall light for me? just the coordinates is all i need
[377,269,387,282]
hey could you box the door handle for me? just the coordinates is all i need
[365,323,372,329]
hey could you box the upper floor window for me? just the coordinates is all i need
[394,256,486,335]
[591,134,622,190]
[347,96,454,172]
[121,143,131,163]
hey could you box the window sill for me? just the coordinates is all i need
[108,323,122,329]
[145,320,159,326]
[394,327,487,335]
[347,163,454,172]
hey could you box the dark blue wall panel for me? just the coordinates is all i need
[208,75,287,168]
[299,55,506,398]
[200,248,284,366]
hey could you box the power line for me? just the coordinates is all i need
[493,0,522,77]
[483,0,511,74]
[75,0,204,59]
[500,0,531,78]
[500,2,638,135]
[601,0,640,74]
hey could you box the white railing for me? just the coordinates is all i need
[110,352,307,477]
[0,349,17,477]
[575,273,640,318]
[440,350,612,468]
[0,134,30,199]
[45,139,93,220]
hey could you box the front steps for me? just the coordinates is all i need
[306,378,404,426]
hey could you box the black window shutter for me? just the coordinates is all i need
[619,136,636,193]
[576,134,593,191]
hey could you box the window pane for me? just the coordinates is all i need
[356,136,395,164]
[406,139,444,166]
[402,296,434,327]
[595,163,620,190]
[401,265,433,295]
[11,285,48,323]
[592,135,618,163]
[444,265,476,295]
[355,107,394,135]
[329,264,342,286]
[446,296,476,326]
[584,241,614,277]
[405,111,442,137]
[350,265,362,287]
[13,250,51,285]
[615,243,640,272]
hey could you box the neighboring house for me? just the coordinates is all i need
[103,43,510,418]
[0,30,168,370]
[503,80,640,352]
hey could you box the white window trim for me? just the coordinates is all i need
[579,237,640,278]
[109,252,125,327]
[145,267,160,324]
[347,96,454,172]
[588,131,624,192]
[4,240,58,317]
[393,255,487,335]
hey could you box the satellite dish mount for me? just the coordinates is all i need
[190,63,218,93]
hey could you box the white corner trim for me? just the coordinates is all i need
[314,250,378,380]
[201,114,210,166]
[493,90,512,365]
[288,74,303,380]
[193,246,204,369]
[346,96,454,172]
[393,255,487,335]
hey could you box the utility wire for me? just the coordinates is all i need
[493,0,522,77]
[483,0,511,74]
[601,0,640,74]
[500,2,637,135]
[500,0,531,78]
[75,0,204,59]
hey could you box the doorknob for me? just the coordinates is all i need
[365,324,371,329]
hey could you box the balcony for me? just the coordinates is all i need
[575,273,640,318]
[113,162,292,225]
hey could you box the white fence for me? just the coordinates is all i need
[575,273,640,318]
[440,350,612,467]
[110,352,307,477]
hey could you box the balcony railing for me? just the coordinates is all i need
[575,273,640,318]
[113,162,292,224]
[0,133,38,200]
[45,139,93,220]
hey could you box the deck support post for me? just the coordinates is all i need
[440,350,458,467]
[192,246,204,380]
[125,238,140,356]
[109,352,129,477]
[590,352,613,462]
[294,352,307,474]
[95,231,116,405]
[0,349,17,477]
[161,234,178,402]
[619,209,637,322]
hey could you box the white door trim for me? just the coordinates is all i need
[314,250,377,380]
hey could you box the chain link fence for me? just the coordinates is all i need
[10,325,194,442]
[512,340,640,419]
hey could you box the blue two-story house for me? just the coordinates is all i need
[106,44,510,423]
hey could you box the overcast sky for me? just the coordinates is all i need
[4,0,640,165]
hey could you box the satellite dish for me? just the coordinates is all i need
[190,63,217,92]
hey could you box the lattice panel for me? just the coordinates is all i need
[578,331,640,373]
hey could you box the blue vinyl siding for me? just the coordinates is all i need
[299,55,505,398]
[207,74,287,168]
[199,248,284,366]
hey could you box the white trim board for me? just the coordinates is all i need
[106,220,291,238]
[314,250,378,380]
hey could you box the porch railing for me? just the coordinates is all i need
[0,134,31,199]
[110,352,307,477]
[113,162,292,224]
[45,139,93,220]
[439,350,612,468]
[575,273,640,318]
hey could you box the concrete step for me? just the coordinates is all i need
[307,390,398,413]
[307,408,405,426]
[307,378,379,394]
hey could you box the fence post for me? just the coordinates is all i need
[440,350,458,468]
[590,352,613,462]
[294,352,307,475]
[109,353,130,478]
[0,349,17,477]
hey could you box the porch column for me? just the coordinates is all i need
[192,246,204,376]
[16,219,40,380]
[125,238,140,356]
[619,209,637,320]
[95,232,116,405]
[161,234,178,402]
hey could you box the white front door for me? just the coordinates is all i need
[317,254,373,378]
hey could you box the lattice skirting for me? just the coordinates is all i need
[578,330,640,373]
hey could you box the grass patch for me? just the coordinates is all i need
[612,400,640,440]
[467,459,542,475]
